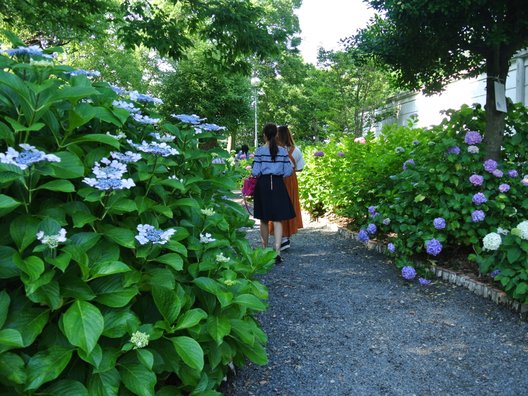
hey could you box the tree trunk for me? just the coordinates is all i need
[484,48,510,161]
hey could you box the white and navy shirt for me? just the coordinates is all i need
[251,146,293,177]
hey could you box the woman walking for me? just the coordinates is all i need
[252,123,296,263]
[270,125,305,250]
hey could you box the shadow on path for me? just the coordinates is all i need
[221,217,528,396]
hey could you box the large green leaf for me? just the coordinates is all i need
[36,179,75,192]
[26,346,73,390]
[0,194,21,210]
[171,336,204,371]
[0,290,9,328]
[90,261,132,279]
[88,368,120,396]
[102,226,136,248]
[62,300,104,354]
[92,276,139,308]
[102,308,140,338]
[3,295,49,347]
[206,315,231,344]
[152,285,181,324]
[118,363,156,396]
[9,215,40,252]
[13,254,44,281]
[70,133,121,149]
[0,246,19,279]
[46,151,85,179]
[44,379,89,396]
[153,253,183,271]
[233,294,267,311]
[238,341,268,365]
[0,352,26,385]
[174,308,207,331]
[54,85,99,102]
[0,328,24,350]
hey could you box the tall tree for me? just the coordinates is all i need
[353,0,528,160]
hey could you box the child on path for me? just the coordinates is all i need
[251,123,296,263]
[270,125,305,250]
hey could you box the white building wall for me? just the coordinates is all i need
[375,50,528,131]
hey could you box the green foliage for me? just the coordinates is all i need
[300,103,528,302]
[0,36,274,394]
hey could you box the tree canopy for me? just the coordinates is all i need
[353,0,528,159]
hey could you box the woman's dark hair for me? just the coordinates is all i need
[263,123,279,160]
[241,144,249,155]
[278,125,295,147]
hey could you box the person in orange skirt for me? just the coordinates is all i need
[270,125,305,250]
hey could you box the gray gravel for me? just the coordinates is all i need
[221,217,528,396]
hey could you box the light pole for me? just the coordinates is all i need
[250,76,261,149]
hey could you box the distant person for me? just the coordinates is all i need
[236,143,250,160]
[270,125,305,250]
[251,123,295,263]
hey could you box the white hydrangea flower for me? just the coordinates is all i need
[216,252,230,263]
[496,227,509,235]
[36,228,67,248]
[168,175,184,183]
[130,331,149,349]
[200,233,216,244]
[482,232,502,251]
[516,221,528,240]
[201,208,215,217]
[467,145,480,154]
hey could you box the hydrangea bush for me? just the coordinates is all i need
[300,103,528,300]
[0,35,275,394]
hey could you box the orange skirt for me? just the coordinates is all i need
[269,172,303,237]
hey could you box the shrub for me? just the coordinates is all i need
[0,35,274,394]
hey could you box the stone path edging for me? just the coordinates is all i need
[315,216,528,319]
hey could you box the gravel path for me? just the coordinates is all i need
[221,216,528,396]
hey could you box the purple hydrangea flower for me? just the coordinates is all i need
[492,169,503,178]
[401,266,417,280]
[387,243,395,253]
[358,229,369,243]
[368,205,377,216]
[522,177,528,186]
[403,159,415,170]
[498,183,510,193]
[336,151,345,157]
[464,131,483,145]
[472,192,487,205]
[425,239,443,256]
[447,146,461,155]
[469,174,484,186]
[382,218,391,225]
[483,159,498,173]
[314,151,324,157]
[366,223,377,235]
[508,170,519,178]
[433,217,446,230]
[418,278,432,286]
[471,210,486,222]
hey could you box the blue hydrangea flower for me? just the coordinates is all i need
[447,146,460,155]
[508,170,519,178]
[368,205,378,217]
[195,123,226,132]
[0,144,60,170]
[150,132,175,142]
[472,192,487,205]
[129,90,163,105]
[4,45,53,58]
[471,210,485,222]
[387,243,395,253]
[358,229,369,243]
[403,159,415,170]
[111,151,142,163]
[418,278,432,285]
[464,131,483,145]
[128,140,180,156]
[112,100,140,113]
[483,159,498,172]
[382,218,391,225]
[136,224,175,245]
[412,140,420,145]
[366,223,377,235]
[490,269,501,278]
[172,114,206,124]
[314,151,324,157]
[336,151,345,157]
[68,69,101,77]
[395,147,405,153]
[498,183,510,193]
[433,217,446,229]
[469,174,484,186]
[425,239,442,256]
[83,177,135,191]
[132,113,160,125]
[401,266,417,280]
[110,85,128,95]
[92,158,127,179]
[492,169,503,178]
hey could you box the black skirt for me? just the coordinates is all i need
[253,174,296,221]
